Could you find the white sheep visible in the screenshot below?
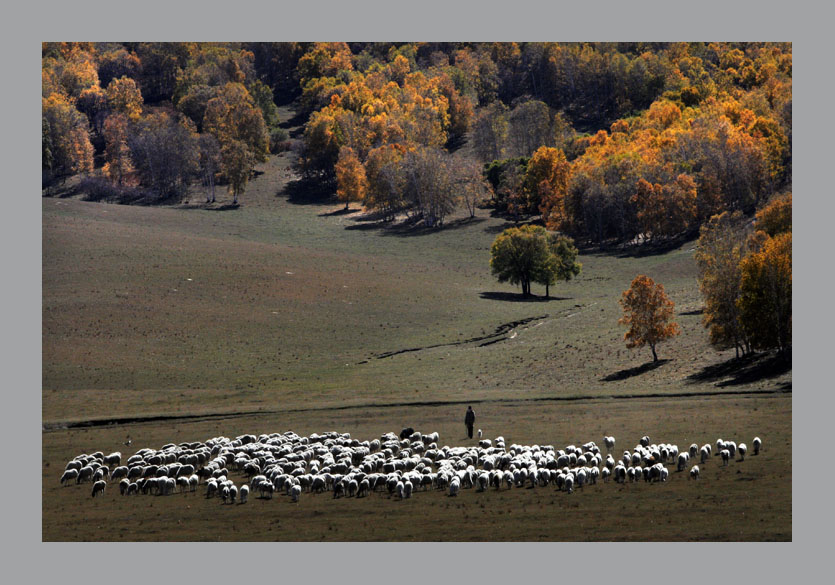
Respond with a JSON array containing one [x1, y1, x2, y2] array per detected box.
[[689, 466, 700, 480], [677, 452, 689, 472], [564, 474, 574, 494], [91, 480, 106, 498], [689, 443, 699, 458], [601, 468, 611, 483], [700, 446, 710, 464], [290, 484, 301, 502], [76, 466, 95, 484], [603, 436, 615, 453], [726, 441, 737, 459], [720, 449, 730, 466], [449, 477, 460, 497], [403, 480, 413, 499], [60, 469, 79, 486], [119, 478, 130, 495], [738, 443, 747, 461], [239, 484, 249, 504], [753, 437, 762, 455], [103, 452, 121, 467], [111, 466, 129, 482]]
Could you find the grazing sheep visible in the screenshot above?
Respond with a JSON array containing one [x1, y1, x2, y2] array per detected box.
[[206, 480, 218, 499], [640, 436, 650, 448], [60, 469, 79, 486], [477, 473, 489, 492], [77, 466, 95, 484], [564, 474, 574, 494], [738, 443, 747, 461], [726, 441, 737, 459], [753, 437, 762, 455], [91, 480, 106, 498], [449, 478, 460, 497], [188, 475, 199, 492], [677, 452, 689, 472], [358, 479, 370, 498], [689, 466, 700, 480], [689, 444, 699, 459], [700, 446, 710, 464], [119, 478, 130, 495], [103, 452, 121, 467], [290, 484, 301, 502], [399, 428, 415, 440], [64, 460, 82, 472], [720, 449, 730, 466], [478, 429, 483, 439], [576, 468, 587, 489], [239, 485, 249, 504], [604, 436, 615, 453], [126, 482, 138, 495], [403, 480, 413, 499], [601, 468, 611, 483], [111, 466, 129, 482]]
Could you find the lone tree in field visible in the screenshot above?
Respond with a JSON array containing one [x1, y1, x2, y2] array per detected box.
[[490, 225, 551, 296], [619, 275, 681, 362], [490, 226, 581, 297]]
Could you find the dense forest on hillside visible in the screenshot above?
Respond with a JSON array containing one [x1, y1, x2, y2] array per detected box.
[[42, 41, 791, 245]]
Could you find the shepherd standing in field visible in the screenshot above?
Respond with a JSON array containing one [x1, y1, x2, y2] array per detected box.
[[465, 406, 476, 439]]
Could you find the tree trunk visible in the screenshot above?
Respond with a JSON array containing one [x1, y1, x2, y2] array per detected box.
[[650, 344, 658, 362], [545, 283, 550, 299]]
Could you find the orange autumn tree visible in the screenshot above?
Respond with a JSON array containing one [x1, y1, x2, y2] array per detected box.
[[524, 146, 571, 228], [335, 146, 367, 210], [619, 275, 681, 362]]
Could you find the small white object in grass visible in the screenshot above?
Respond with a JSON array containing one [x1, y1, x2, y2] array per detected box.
[[186, 278, 192, 281], [286, 271, 293, 275]]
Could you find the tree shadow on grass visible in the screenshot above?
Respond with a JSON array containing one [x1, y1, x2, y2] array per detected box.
[[679, 308, 704, 316], [282, 177, 336, 206], [686, 350, 791, 387], [601, 359, 671, 382], [479, 292, 570, 303], [203, 203, 240, 212], [318, 207, 358, 217], [344, 216, 487, 237]]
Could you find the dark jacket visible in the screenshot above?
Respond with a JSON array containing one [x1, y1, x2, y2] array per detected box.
[[465, 409, 475, 425]]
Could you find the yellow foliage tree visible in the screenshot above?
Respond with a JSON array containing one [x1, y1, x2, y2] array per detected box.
[[105, 76, 143, 121], [335, 146, 367, 210], [619, 275, 681, 362]]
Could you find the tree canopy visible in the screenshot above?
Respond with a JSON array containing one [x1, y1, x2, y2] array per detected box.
[[490, 225, 581, 297], [619, 275, 681, 362]]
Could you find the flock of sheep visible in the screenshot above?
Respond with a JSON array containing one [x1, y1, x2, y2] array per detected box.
[[59, 430, 763, 504]]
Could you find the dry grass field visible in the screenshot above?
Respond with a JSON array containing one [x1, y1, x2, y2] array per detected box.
[[42, 131, 791, 541]]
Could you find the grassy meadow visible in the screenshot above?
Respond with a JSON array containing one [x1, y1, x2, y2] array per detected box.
[[42, 136, 791, 541]]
